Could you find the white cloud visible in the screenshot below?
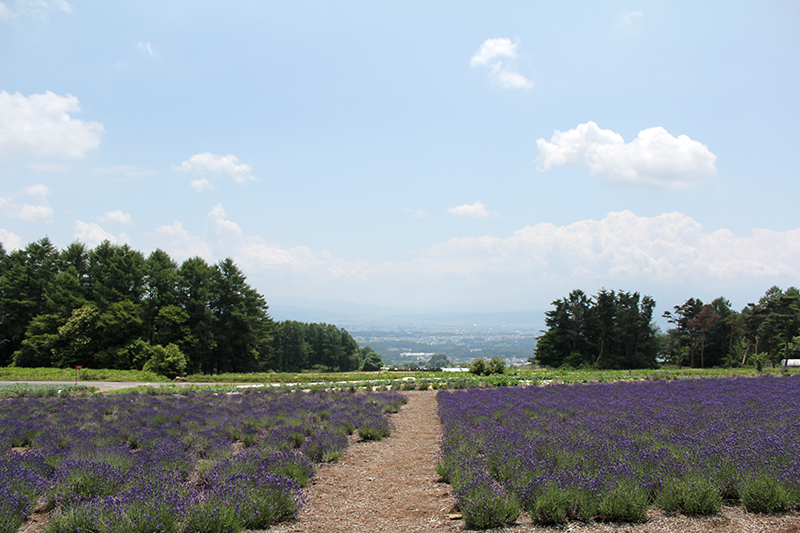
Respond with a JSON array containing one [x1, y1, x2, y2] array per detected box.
[[471, 37, 533, 90], [206, 204, 243, 251], [0, 91, 104, 158], [404, 208, 428, 218], [0, 184, 53, 222], [447, 201, 498, 219], [54, 0, 72, 13], [74, 221, 129, 247], [423, 211, 800, 281], [0, 0, 72, 21], [175, 152, 255, 184], [141, 208, 800, 310], [536, 121, 717, 189], [137, 41, 155, 56], [98, 210, 133, 225], [0, 229, 22, 250], [154, 221, 214, 262], [0, 3, 13, 21], [490, 65, 534, 89], [191, 178, 214, 192], [470, 37, 519, 66], [620, 10, 644, 26]]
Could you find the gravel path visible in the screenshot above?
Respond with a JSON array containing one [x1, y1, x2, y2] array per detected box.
[[268, 390, 457, 533]]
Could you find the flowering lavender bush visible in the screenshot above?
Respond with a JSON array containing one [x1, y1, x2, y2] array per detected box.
[[0, 388, 405, 532], [437, 376, 800, 526]]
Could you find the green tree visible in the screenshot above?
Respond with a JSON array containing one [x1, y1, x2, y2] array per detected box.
[[485, 356, 507, 375], [361, 351, 383, 371], [13, 313, 63, 367], [55, 304, 102, 368], [88, 241, 146, 306], [468, 357, 486, 375], [0, 238, 60, 364], [143, 249, 180, 343], [177, 257, 218, 373], [142, 343, 188, 378], [427, 353, 452, 369], [208, 258, 275, 373]]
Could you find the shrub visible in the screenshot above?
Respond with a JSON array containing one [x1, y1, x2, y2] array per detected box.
[[142, 343, 187, 379], [300, 429, 347, 462], [468, 358, 486, 376], [657, 477, 721, 515], [598, 483, 648, 523], [740, 476, 789, 513], [531, 483, 575, 525], [456, 477, 521, 529], [238, 473, 303, 528]]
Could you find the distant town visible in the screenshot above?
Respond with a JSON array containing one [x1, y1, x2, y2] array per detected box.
[[346, 323, 539, 368]]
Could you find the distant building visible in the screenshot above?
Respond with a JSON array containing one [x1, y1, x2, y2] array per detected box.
[[780, 359, 800, 367]]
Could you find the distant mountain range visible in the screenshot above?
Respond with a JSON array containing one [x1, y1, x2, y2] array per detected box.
[[267, 297, 545, 330]]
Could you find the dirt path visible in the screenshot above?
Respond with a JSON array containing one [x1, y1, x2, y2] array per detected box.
[[268, 389, 459, 533]]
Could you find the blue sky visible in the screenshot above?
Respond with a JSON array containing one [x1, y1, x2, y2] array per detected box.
[[1, 1, 799, 319]]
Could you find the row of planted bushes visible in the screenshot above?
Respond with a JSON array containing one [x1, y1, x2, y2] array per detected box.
[[437, 376, 800, 528], [0, 388, 406, 533]]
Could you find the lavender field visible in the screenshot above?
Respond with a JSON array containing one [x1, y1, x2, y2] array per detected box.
[[0, 388, 406, 533], [437, 376, 800, 528]]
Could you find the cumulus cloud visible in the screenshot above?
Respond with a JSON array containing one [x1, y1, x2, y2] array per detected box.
[[175, 152, 255, 184], [424, 211, 800, 281], [74, 221, 129, 247], [191, 178, 214, 192], [0, 184, 53, 222], [470, 37, 533, 89], [137, 41, 155, 56], [0, 91, 104, 158], [0, 229, 22, 250], [536, 121, 717, 189], [154, 221, 214, 262], [144, 207, 800, 309], [98, 210, 133, 225], [448, 201, 498, 219]]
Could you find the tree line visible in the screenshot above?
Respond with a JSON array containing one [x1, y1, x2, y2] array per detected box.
[[661, 286, 800, 369], [0, 238, 380, 375], [532, 287, 800, 370]]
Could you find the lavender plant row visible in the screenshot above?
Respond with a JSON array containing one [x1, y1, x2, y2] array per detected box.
[[0, 389, 406, 533], [437, 376, 800, 528]]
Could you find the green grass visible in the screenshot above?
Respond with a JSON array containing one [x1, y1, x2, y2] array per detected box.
[[0, 367, 168, 382], [3, 365, 795, 391], [0, 384, 94, 398]]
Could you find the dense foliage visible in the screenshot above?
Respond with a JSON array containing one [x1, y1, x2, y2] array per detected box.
[[437, 377, 800, 527], [534, 286, 800, 370], [270, 321, 382, 372], [662, 287, 800, 369], [0, 388, 406, 533], [0, 238, 375, 375], [534, 289, 660, 369]]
